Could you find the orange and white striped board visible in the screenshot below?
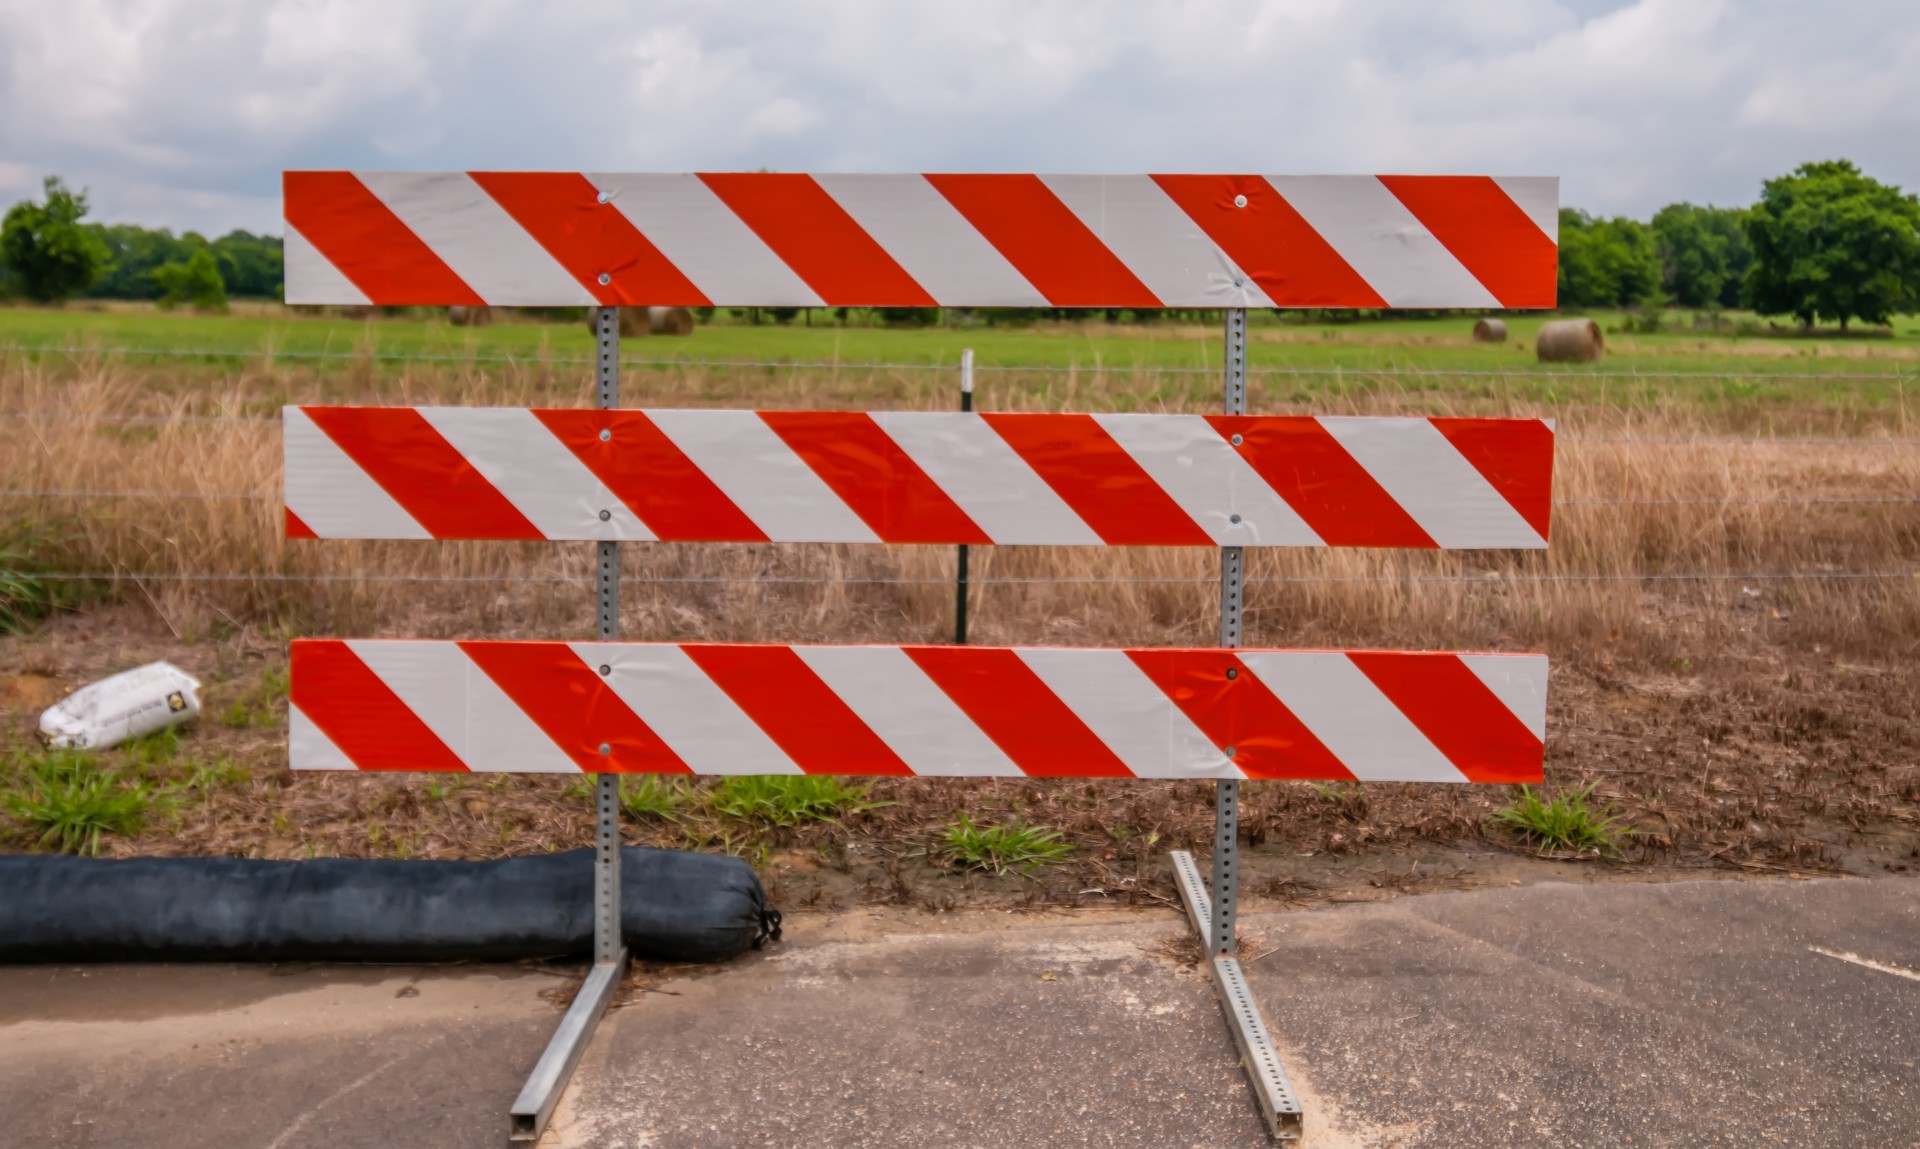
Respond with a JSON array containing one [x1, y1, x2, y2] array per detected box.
[[283, 172, 1559, 309], [290, 640, 1547, 783], [284, 407, 1555, 548]]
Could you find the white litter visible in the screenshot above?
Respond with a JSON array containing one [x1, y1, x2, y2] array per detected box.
[[39, 661, 203, 750]]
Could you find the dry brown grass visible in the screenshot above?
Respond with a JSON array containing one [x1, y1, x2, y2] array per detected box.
[[2, 352, 1917, 899], [2, 354, 1914, 656]]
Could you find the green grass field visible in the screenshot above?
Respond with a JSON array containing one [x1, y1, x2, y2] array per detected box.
[[3, 302, 1918, 378]]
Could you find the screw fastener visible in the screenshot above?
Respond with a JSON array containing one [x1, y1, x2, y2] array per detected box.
[[597, 273, 611, 285], [1233, 194, 1248, 208], [597, 743, 611, 756], [598, 429, 611, 442], [1226, 668, 1239, 680], [598, 664, 611, 676], [1224, 746, 1238, 759], [1230, 434, 1244, 446]]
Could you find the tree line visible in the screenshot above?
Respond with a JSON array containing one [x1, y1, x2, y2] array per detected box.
[[0, 177, 281, 311], [3, 160, 1917, 330]]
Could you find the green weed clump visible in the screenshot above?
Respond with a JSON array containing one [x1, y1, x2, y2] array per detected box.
[[621, 776, 695, 820], [940, 815, 1074, 875], [2, 748, 156, 855], [708, 775, 879, 826], [1493, 783, 1632, 855], [0, 520, 58, 634]]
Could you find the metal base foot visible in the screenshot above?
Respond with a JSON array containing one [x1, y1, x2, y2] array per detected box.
[[1170, 850, 1303, 1141], [508, 950, 628, 1146]]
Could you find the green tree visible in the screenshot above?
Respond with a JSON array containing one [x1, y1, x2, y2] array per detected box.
[[1651, 203, 1752, 310], [151, 248, 228, 311], [0, 176, 111, 302], [1556, 208, 1662, 308], [1745, 160, 1920, 331]]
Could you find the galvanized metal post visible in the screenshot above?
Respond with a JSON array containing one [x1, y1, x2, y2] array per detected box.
[[1213, 307, 1247, 955], [593, 307, 623, 964], [1168, 308, 1304, 1139], [509, 305, 630, 1146], [955, 348, 974, 646]]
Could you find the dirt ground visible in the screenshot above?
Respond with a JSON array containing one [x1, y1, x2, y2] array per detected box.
[[4, 595, 1916, 915]]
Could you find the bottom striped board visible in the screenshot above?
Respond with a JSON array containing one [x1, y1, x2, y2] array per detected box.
[[290, 640, 1546, 783]]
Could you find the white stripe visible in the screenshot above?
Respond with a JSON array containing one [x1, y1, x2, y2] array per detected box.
[[283, 406, 430, 539], [1458, 654, 1548, 742], [344, 640, 473, 761], [643, 410, 878, 543], [355, 171, 590, 306], [1317, 417, 1542, 548], [792, 646, 1023, 777], [1042, 176, 1273, 309], [1268, 176, 1499, 309], [877, 413, 1102, 546], [1237, 652, 1467, 783], [416, 407, 654, 541], [583, 643, 801, 775], [283, 224, 369, 306], [1016, 649, 1233, 779], [1094, 414, 1321, 546], [1493, 176, 1559, 244], [289, 703, 357, 770], [814, 174, 1047, 307], [460, 649, 582, 773], [592, 173, 823, 306]]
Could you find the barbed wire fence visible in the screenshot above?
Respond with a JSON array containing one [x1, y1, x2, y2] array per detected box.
[[2, 346, 1914, 597]]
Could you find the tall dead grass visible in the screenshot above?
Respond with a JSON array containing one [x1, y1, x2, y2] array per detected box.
[[2, 354, 1916, 658]]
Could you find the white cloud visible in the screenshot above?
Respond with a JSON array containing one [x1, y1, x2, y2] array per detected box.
[[0, 0, 1916, 235]]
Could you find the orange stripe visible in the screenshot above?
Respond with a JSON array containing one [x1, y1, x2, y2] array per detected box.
[[1209, 416, 1435, 548], [681, 645, 912, 776], [1125, 650, 1355, 781], [534, 410, 766, 542], [283, 172, 483, 306], [698, 173, 933, 306], [1430, 418, 1555, 540], [290, 640, 466, 771], [1347, 653, 1543, 783], [982, 413, 1209, 545], [468, 172, 711, 307], [1152, 175, 1386, 308], [301, 407, 539, 539], [924, 174, 1161, 308], [1377, 176, 1559, 308], [904, 647, 1134, 778], [458, 641, 690, 774], [284, 508, 317, 539], [758, 412, 988, 543]]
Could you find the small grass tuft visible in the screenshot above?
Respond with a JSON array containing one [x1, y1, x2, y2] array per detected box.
[[707, 775, 880, 826], [2, 748, 157, 855], [621, 776, 695, 820], [0, 520, 58, 634], [940, 815, 1074, 875], [1492, 783, 1632, 855]]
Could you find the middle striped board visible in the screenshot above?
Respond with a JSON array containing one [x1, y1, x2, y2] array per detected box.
[[290, 641, 1547, 783], [285, 407, 1555, 548]]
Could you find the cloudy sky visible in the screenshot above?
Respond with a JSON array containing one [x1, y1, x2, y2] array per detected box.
[[0, 0, 1915, 236]]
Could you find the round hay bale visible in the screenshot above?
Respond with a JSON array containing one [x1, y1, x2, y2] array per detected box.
[[1472, 317, 1508, 343], [584, 309, 650, 338], [447, 305, 493, 328], [646, 306, 695, 336], [1536, 318, 1605, 364]]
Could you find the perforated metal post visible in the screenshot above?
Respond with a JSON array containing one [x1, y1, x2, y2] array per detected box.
[[593, 306, 622, 964], [1168, 307, 1304, 1140], [509, 305, 629, 1145], [1213, 307, 1247, 955]]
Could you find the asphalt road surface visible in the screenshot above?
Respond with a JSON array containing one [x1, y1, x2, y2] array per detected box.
[[2, 876, 1915, 1148]]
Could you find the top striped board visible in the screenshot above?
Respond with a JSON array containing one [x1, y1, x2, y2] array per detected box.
[[284, 172, 1559, 309]]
